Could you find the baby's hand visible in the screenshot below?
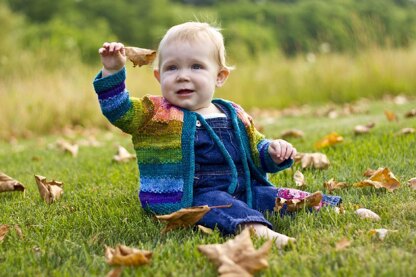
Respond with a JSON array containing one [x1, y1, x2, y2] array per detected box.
[[99, 42, 126, 76], [268, 139, 297, 165]]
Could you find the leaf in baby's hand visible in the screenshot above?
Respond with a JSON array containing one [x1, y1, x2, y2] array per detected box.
[[280, 129, 304, 139], [105, 245, 152, 266], [295, 153, 330, 169], [34, 175, 64, 204], [274, 191, 322, 213], [156, 204, 232, 233], [314, 132, 343, 149], [0, 172, 25, 193], [335, 237, 351, 251], [324, 178, 349, 194], [293, 170, 306, 187], [354, 167, 400, 192], [355, 208, 381, 221], [0, 224, 10, 242], [384, 110, 397, 122], [408, 178, 416, 190], [113, 145, 136, 163], [354, 122, 375, 135], [125, 47, 156, 67], [198, 228, 272, 277]]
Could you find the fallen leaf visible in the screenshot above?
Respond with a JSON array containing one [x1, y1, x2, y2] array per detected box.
[[335, 237, 351, 251], [324, 178, 349, 194], [113, 145, 136, 163], [0, 224, 10, 242], [395, 127, 415, 136], [198, 228, 272, 277], [355, 208, 381, 221], [56, 139, 79, 157], [197, 225, 214, 234], [369, 228, 397, 241], [354, 122, 375, 135], [156, 205, 232, 233], [384, 110, 397, 122], [105, 245, 152, 266], [274, 191, 323, 213], [34, 175, 64, 204], [363, 168, 377, 177], [280, 129, 304, 139], [404, 108, 416, 118], [408, 178, 416, 190], [0, 172, 25, 192], [293, 170, 306, 187], [295, 152, 330, 169], [106, 267, 123, 277], [314, 132, 343, 149], [354, 167, 400, 192], [124, 47, 156, 67], [14, 225, 23, 239]]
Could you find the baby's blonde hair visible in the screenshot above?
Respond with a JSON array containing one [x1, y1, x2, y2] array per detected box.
[[157, 22, 232, 71]]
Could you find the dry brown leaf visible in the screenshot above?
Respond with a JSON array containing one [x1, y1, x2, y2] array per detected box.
[[354, 167, 400, 192], [396, 127, 415, 136], [34, 175, 64, 204], [124, 47, 156, 67], [156, 204, 232, 233], [293, 170, 306, 187], [408, 177, 416, 190], [363, 168, 377, 177], [197, 225, 214, 234], [404, 108, 416, 118], [324, 178, 349, 194], [105, 245, 152, 266], [355, 208, 381, 221], [0, 224, 10, 242], [0, 172, 25, 193], [198, 228, 272, 276], [314, 132, 343, 149], [384, 110, 397, 122], [113, 145, 136, 163], [56, 139, 79, 157], [274, 191, 323, 213], [295, 152, 330, 169], [280, 129, 304, 139], [354, 122, 375, 135], [335, 237, 351, 251]]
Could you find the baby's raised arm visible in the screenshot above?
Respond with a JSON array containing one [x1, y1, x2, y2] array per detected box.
[[99, 42, 127, 77]]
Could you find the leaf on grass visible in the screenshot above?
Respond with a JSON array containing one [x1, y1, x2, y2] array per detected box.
[[354, 167, 400, 192], [34, 175, 64, 204], [335, 237, 351, 251], [274, 191, 323, 213], [395, 127, 415, 136], [355, 208, 381, 221], [106, 267, 123, 277], [404, 108, 416, 118], [113, 145, 136, 163], [105, 245, 152, 266], [363, 168, 377, 177], [408, 178, 416, 190], [56, 139, 79, 157], [197, 225, 214, 234], [0, 224, 10, 242], [354, 122, 375, 135], [14, 225, 23, 239], [0, 172, 25, 193], [280, 129, 304, 139], [198, 228, 272, 277], [293, 170, 306, 187], [124, 47, 156, 67], [156, 204, 232, 233], [314, 132, 343, 149], [324, 178, 349, 194], [369, 228, 397, 241], [295, 153, 330, 169], [384, 110, 397, 122]]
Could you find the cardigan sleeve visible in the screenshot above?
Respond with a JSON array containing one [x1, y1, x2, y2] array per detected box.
[[93, 67, 153, 134]]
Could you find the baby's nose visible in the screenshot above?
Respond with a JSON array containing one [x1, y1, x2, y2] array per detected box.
[[176, 70, 191, 81]]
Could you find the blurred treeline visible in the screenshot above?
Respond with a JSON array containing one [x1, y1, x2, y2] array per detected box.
[[2, 0, 416, 67]]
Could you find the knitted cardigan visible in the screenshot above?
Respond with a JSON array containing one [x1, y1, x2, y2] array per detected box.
[[93, 68, 293, 214]]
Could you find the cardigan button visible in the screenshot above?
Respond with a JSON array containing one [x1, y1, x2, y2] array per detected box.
[[196, 120, 201, 127]]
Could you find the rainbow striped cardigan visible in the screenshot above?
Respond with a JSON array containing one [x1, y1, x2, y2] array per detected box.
[[93, 68, 293, 214]]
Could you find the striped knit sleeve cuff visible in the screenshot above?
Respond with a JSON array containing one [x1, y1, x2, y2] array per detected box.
[[93, 67, 126, 94], [258, 140, 294, 173]]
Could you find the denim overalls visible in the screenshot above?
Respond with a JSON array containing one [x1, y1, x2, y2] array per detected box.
[[192, 105, 341, 235]]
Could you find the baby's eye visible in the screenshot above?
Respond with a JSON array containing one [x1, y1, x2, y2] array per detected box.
[[191, 64, 203, 70], [165, 65, 178, 71]]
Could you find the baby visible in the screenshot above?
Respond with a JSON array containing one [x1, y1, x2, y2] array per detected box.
[[93, 22, 341, 247]]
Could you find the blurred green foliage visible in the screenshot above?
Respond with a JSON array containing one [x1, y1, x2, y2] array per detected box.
[[1, 0, 416, 65]]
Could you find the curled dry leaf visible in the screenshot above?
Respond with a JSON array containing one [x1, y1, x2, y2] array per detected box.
[[274, 191, 323, 213], [408, 178, 416, 190], [293, 170, 306, 187], [369, 228, 397, 241], [124, 47, 156, 67], [198, 228, 272, 277], [354, 167, 400, 192], [314, 132, 343, 149], [335, 237, 351, 251], [404, 108, 416, 118], [363, 168, 377, 177], [280, 129, 304, 139], [0, 224, 10, 242], [354, 122, 375, 135], [197, 225, 214, 235], [384, 110, 397, 122], [156, 204, 232, 233], [324, 178, 349, 194], [113, 145, 136, 163], [105, 245, 152, 266], [355, 208, 381, 221], [396, 127, 415, 136], [295, 152, 330, 169], [56, 139, 79, 157], [0, 172, 25, 192], [34, 175, 64, 204]]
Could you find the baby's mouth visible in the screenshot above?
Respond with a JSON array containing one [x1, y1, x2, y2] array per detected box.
[[176, 89, 194, 95]]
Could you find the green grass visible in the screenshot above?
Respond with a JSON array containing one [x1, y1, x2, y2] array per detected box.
[[1, 99, 415, 276]]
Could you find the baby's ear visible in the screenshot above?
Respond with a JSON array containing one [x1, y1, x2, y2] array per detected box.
[[216, 68, 230, 87], [154, 69, 161, 83]]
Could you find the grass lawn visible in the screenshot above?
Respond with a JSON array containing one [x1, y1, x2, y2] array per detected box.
[[1, 98, 415, 276]]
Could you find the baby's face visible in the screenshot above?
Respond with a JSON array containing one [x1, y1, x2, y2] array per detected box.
[[154, 40, 228, 112]]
